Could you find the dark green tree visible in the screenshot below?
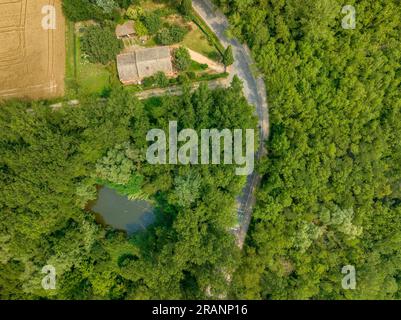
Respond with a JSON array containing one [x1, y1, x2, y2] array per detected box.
[[141, 12, 162, 34], [81, 25, 123, 65], [62, 0, 104, 21], [222, 45, 234, 66], [173, 47, 191, 71]]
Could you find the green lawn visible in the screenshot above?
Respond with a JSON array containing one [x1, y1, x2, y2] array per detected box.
[[65, 21, 112, 96], [180, 25, 221, 61], [188, 60, 208, 72], [65, 21, 77, 90], [190, 10, 225, 56], [75, 37, 111, 95]]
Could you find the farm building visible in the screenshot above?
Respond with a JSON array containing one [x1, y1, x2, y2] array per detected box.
[[116, 47, 173, 85], [115, 21, 135, 39]]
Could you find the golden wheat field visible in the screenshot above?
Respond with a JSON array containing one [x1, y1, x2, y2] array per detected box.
[[0, 0, 65, 100]]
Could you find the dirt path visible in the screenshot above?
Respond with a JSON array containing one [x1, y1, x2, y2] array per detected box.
[[187, 48, 225, 73], [170, 44, 225, 73], [135, 78, 228, 100]]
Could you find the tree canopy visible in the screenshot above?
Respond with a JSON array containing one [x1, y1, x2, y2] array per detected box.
[[81, 25, 123, 65], [214, 0, 401, 299], [0, 80, 257, 299]]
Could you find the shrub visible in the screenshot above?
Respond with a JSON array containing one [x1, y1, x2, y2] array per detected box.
[[62, 0, 104, 21], [141, 12, 162, 34], [153, 8, 176, 17], [179, 0, 192, 16], [142, 76, 155, 88], [155, 24, 188, 45], [141, 72, 169, 88], [155, 28, 172, 45], [223, 45, 234, 66], [154, 72, 169, 88], [168, 77, 178, 85], [115, 0, 139, 9], [196, 72, 229, 82], [186, 71, 196, 80], [177, 73, 190, 84], [125, 6, 143, 20], [105, 174, 143, 197], [135, 20, 148, 36], [81, 25, 123, 65], [173, 47, 191, 71], [95, 0, 117, 13], [207, 51, 222, 62], [168, 24, 188, 42]]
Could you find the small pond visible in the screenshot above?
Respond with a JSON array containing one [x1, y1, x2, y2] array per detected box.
[[90, 187, 155, 235]]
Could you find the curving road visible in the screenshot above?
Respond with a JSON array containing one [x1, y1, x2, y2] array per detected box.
[[192, 0, 270, 248]]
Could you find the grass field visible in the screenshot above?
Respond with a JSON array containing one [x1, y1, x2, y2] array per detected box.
[[65, 22, 76, 87], [180, 24, 221, 61], [65, 21, 111, 96], [190, 10, 225, 55]]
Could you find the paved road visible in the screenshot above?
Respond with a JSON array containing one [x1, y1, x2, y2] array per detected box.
[[192, 0, 270, 248]]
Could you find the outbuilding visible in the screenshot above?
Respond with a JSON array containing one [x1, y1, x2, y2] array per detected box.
[[115, 21, 135, 39]]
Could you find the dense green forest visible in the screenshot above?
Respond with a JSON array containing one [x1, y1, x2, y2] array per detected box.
[[0, 80, 257, 299], [1, 0, 401, 301], [214, 0, 401, 299]]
